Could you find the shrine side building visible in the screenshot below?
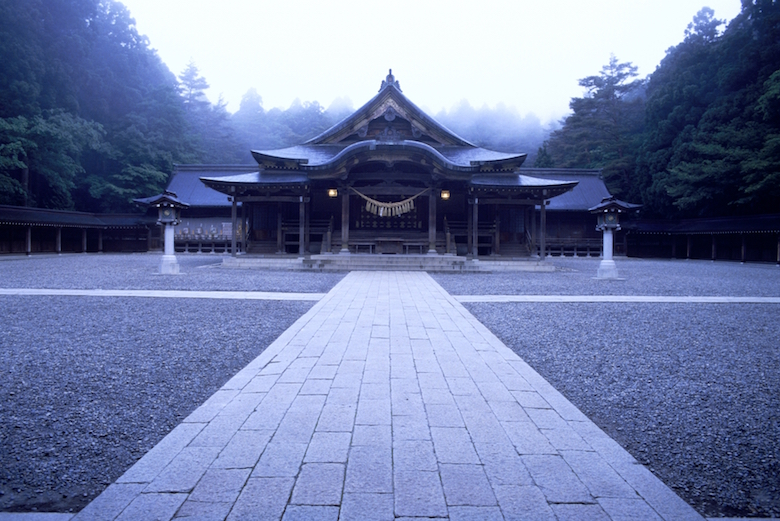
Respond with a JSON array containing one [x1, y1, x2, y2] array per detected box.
[[175, 71, 611, 258]]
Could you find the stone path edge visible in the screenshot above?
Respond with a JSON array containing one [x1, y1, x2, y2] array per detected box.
[[0, 289, 325, 301], [456, 295, 780, 303]]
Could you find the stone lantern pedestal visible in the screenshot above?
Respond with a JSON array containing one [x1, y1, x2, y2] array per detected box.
[[589, 196, 641, 280], [135, 191, 190, 275]]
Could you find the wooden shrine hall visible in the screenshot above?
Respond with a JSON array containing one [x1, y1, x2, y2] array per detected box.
[[200, 71, 579, 258]]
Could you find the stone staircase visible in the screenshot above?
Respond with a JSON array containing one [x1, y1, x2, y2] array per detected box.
[[220, 253, 553, 272]]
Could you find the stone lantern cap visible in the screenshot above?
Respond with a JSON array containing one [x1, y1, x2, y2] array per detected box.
[[588, 196, 641, 214], [134, 190, 190, 209]]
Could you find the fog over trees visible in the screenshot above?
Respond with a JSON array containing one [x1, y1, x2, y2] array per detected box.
[[1, 0, 778, 217]]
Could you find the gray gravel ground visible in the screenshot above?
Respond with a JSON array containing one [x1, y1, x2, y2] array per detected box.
[[435, 257, 780, 518], [0, 254, 344, 513]]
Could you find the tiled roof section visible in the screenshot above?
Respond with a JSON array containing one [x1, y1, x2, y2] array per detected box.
[[519, 168, 611, 211], [438, 147, 526, 165], [201, 172, 309, 185], [0, 205, 150, 228], [625, 214, 780, 234], [470, 174, 577, 188], [168, 165, 258, 207]]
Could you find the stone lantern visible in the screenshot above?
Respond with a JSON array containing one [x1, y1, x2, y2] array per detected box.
[[589, 196, 641, 279], [135, 190, 190, 274]]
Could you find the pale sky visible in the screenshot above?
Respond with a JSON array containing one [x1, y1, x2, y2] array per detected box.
[[120, 0, 742, 123]]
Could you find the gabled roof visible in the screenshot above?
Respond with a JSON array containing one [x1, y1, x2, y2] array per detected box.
[[250, 70, 528, 176], [519, 168, 612, 211], [168, 165, 256, 207], [0, 205, 151, 228]]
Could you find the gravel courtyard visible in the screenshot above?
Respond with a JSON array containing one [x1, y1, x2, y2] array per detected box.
[[0, 253, 778, 517]]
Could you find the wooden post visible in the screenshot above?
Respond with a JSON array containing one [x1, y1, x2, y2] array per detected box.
[[494, 217, 500, 256], [472, 197, 479, 257], [686, 235, 691, 259], [741, 234, 746, 263], [530, 205, 537, 256], [711, 234, 717, 261], [467, 202, 473, 254], [340, 191, 349, 254], [241, 201, 247, 252], [298, 196, 305, 257], [671, 236, 677, 259], [56, 227, 62, 254], [428, 190, 437, 254], [540, 200, 547, 259], [98, 229, 103, 253], [277, 203, 283, 253], [776, 234, 779, 265], [81, 229, 87, 253], [26, 225, 32, 256], [231, 194, 237, 257], [304, 198, 310, 253]]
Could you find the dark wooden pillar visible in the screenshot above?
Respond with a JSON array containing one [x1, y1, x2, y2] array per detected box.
[[298, 196, 305, 257], [26, 225, 32, 256], [530, 205, 537, 256], [231, 194, 237, 257], [304, 198, 310, 253], [98, 229, 103, 253], [540, 200, 547, 259], [711, 234, 717, 261], [493, 216, 500, 256], [428, 190, 437, 254], [81, 229, 87, 253], [472, 197, 479, 257], [741, 234, 746, 263], [277, 203, 283, 254], [671, 235, 677, 259], [241, 201, 247, 251], [340, 191, 349, 254], [686, 235, 691, 259], [777, 234, 780, 265], [56, 227, 62, 254], [147, 228, 152, 251], [467, 201, 473, 254]]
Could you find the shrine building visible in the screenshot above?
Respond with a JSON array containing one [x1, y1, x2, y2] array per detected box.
[[179, 71, 609, 259]]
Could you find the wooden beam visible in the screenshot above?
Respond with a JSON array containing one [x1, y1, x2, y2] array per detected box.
[[239, 196, 309, 203]]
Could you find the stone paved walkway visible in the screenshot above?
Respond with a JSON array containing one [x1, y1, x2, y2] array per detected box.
[[73, 272, 703, 521]]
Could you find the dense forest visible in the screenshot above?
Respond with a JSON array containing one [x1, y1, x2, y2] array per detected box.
[[1, 0, 778, 217]]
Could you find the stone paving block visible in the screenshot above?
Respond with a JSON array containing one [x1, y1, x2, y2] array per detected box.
[[72, 483, 145, 521], [242, 383, 303, 430], [476, 381, 516, 402], [212, 429, 273, 469], [501, 422, 558, 454], [355, 398, 392, 425], [474, 442, 534, 487], [217, 392, 266, 418], [394, 470, 448, 518], [389, 355, 416, 377], [391, 392, 427, 419], [407, 326, 428, 339], [417, 371, 448, 389], [326, 385, 360, 405], [541, 424, 592, 451], [277, 366, 314, 384], [299, 378, 333, 395], [261, 360, 291, 375], [187, 468, 251, 503], [336, 360, 365, 375], [308, 364, 339, 380], [360, 382, 390, 400], [114, 492, 186, 521], [448, 506, 504, 521], [227, 477, 294, 521], [413, 357, 442, 374], [446, 377, 480, 396], [251, 442, 308, 477], [521, 454, 594, 504], [351, 424, 392, 446], [526, 407, 569, 430], [492, 484, 556, 521], [598, 497, 666, 520], [487, 400, 531, 422], [282, 505, 340, 521], [452, 392, 492, 414], [363, 369, 390, 384], [305, 431, 352, 463], [189, 414, 246, 448], [568, 420, 637, 466], [274, 395, 327, 443], [144, 446, 221, 493], [425, 403, 465, 427], [551, 503, 611, 521], [420, 386, 456, 406], [316, 403, 356, 432], [174, 500, 233, 520], [243, 374, 280, 394], [339, 493, 394, 521], [393, 439, 438, 471], [221, 367, 257, 391], [291, 463, 345, 505], [430, 427, 480, 464], [184, 390, 240, 423], [439, 464, 497, 506], [390, 377, 420, 394], [392, 414, 431, 441], [511, 390, 551, 409], [345, 445, 392, 493], [372, 325, 390, 338]]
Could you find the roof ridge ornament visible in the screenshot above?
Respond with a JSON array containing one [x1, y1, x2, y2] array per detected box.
[[380, 69, 402, 92]]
